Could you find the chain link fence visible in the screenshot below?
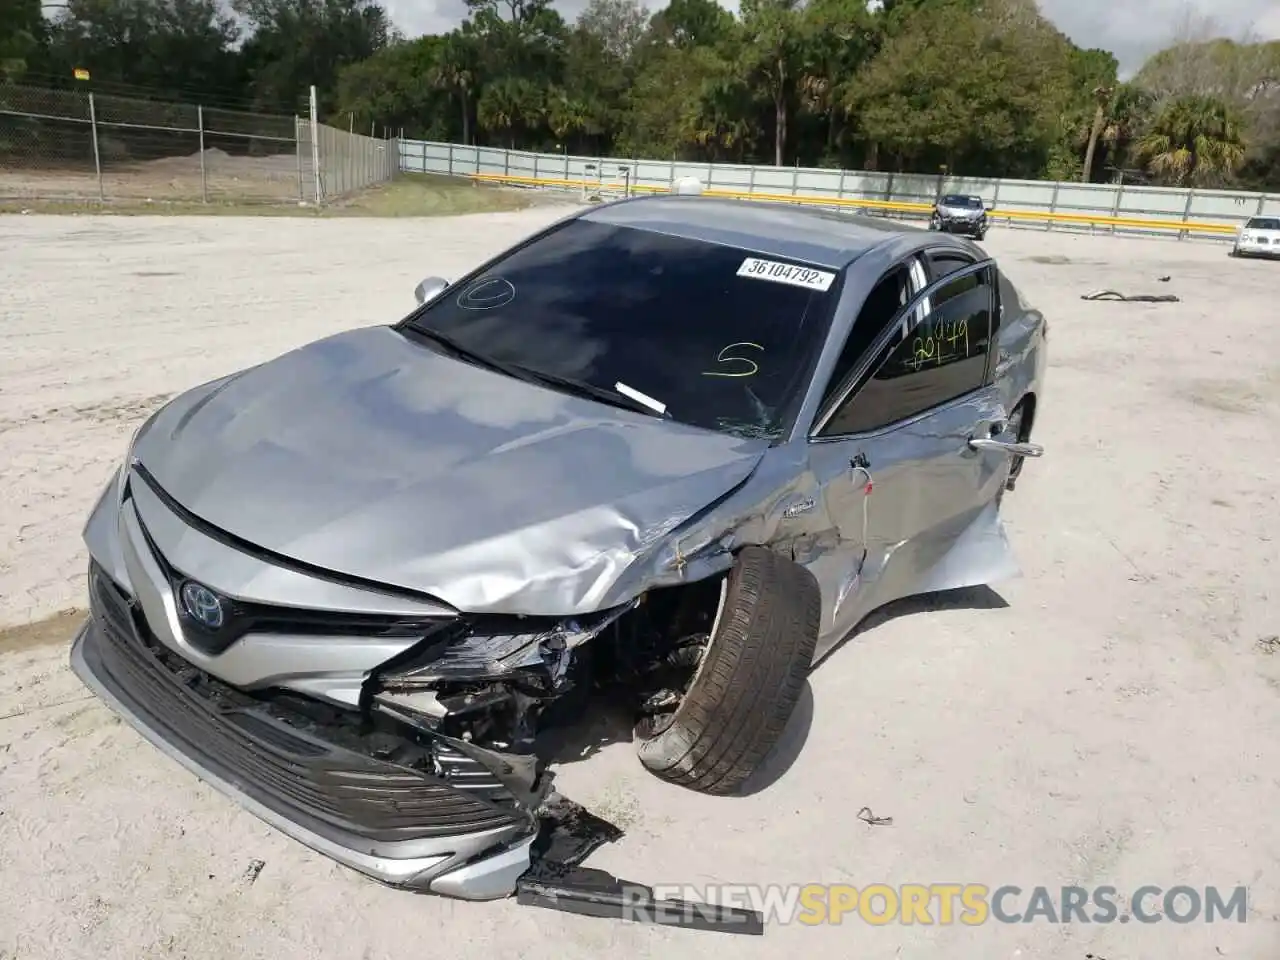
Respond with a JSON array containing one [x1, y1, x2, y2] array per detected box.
[[0, 83, 397, 206]]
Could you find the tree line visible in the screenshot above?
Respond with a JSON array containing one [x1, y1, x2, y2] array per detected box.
[[3, 0, 1278, 188]]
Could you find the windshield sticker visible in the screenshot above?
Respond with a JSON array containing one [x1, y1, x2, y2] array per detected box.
[[737, 258, 835, 292], [703, 341, 764, 378]]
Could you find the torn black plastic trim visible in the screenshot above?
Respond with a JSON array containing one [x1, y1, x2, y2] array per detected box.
[[517, 793, 765, 936], [517, 863, 765, 936]]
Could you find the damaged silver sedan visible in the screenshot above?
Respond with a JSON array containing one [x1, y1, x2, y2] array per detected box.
[[71, 196, 1045, 909]]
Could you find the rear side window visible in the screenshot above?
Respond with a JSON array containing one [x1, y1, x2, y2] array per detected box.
[[927, 251, 974, 280], [818, 267, 995, 436]]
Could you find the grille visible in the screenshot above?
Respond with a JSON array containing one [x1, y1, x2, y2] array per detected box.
[[84, 564, 524, 845]]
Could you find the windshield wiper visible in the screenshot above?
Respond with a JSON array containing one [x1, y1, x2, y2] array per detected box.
[[405, 326, 526, 380], [402, 327, 669, 419], [509, 365, 670, 420]]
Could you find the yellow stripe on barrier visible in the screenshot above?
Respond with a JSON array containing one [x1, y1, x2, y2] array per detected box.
[[468, 172, 1240, 236]]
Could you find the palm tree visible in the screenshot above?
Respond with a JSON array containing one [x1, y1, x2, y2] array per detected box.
[[431, 33, 477, 145], [477, 78, 538, 148], [1135, 93, 1248, 187], [1100, 84, 1155, 169], [546, 91, 591, 152], [1080, 84, 1112, 182]]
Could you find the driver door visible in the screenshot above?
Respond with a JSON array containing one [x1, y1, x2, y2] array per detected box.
[[805, 260, 1016, 658]]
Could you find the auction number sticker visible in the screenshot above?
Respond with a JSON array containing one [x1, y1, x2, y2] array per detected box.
[[737, 257, 835, 292]]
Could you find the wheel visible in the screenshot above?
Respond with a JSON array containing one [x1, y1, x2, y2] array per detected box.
[[975, 228, 987, 241], [634, 546, 819, 796], [997, 400, 1030, 502]]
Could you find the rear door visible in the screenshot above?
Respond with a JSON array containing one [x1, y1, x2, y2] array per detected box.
[[805, 260, 1013, 649]]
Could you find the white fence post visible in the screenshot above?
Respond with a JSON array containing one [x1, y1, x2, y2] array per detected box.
[[87, 91, 104, 201], [197, 104, 207, 203], [294, 117, 304, 201], [308, 85, 322, 205]]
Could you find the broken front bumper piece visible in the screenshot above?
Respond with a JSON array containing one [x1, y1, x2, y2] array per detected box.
[[519, 795, 764, 935], [71, 564, 766, 934], [71, 563, 538, 899]]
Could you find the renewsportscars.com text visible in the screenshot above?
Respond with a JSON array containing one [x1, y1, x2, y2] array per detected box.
[[633, 883, 1249, 927]]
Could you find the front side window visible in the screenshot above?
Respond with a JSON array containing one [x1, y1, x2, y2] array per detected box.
[[403, 219, 840, 440], [817, 267, 994, 437], [818, 264, 913, 412]]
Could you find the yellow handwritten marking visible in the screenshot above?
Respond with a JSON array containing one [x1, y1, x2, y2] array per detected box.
[[911, 335, 936, 371], [908, 314, 971, 370], [703, 341, 764, 378]]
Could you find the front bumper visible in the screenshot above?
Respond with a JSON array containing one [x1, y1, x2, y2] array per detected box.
[[933, 217, 986, 236], [71, 563, 538, 899], [1234, 241, 1280, 258]]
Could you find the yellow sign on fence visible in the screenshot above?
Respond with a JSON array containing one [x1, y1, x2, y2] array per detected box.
[[73, 68, 90, 81]]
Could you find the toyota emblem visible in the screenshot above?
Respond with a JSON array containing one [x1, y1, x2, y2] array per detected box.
[[180, 581, 225, 629]]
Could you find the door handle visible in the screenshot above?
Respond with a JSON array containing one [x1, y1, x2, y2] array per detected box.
[[968, 436, 1044, 457]]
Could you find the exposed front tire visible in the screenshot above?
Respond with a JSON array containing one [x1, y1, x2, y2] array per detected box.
[[634, 546, 819, 796]]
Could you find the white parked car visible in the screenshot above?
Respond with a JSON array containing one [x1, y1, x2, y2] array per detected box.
[[1230, 216, 1280, 259]]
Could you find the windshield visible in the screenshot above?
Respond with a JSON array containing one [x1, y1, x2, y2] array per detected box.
[[404, 219, 840, 441], [1246, 217, 1280, 230], [941, 195, 982, 208]]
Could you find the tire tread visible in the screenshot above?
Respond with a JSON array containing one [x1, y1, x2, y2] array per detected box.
[[636, 546, 820, 795]]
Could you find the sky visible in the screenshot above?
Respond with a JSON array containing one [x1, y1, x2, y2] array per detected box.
[[379, 0, 1280, 74]]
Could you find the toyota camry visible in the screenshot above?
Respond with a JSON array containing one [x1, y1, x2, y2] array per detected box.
[[72, 195, 1046, 906]]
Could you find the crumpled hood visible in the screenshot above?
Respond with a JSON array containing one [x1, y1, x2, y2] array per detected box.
[[131, 326, 768, 615], [937, 204, 984, 219]]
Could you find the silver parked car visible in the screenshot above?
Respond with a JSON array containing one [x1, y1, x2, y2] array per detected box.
[[72, 197, 1046, 905], [929, 193, 992, 240]]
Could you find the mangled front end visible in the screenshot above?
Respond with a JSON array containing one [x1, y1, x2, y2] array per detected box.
[[73, 478, 549, 898], [368, 607, 633, 811], [70, 446, 769, 903]]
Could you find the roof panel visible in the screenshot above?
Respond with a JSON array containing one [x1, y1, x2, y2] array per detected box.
[[580, 196, 916, 269]]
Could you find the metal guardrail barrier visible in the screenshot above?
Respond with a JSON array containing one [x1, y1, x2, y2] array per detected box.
[[469, 172, 1241, 237]]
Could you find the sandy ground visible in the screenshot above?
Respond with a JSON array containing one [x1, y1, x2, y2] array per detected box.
[[2, 210, 1279, 958], [0, 150, 307, 204]]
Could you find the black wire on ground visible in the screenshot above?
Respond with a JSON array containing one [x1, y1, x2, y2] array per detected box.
[[1081, 290, 1181, 303]]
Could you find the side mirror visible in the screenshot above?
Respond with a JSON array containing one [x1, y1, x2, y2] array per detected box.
[[414, 276, 449, 306]]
